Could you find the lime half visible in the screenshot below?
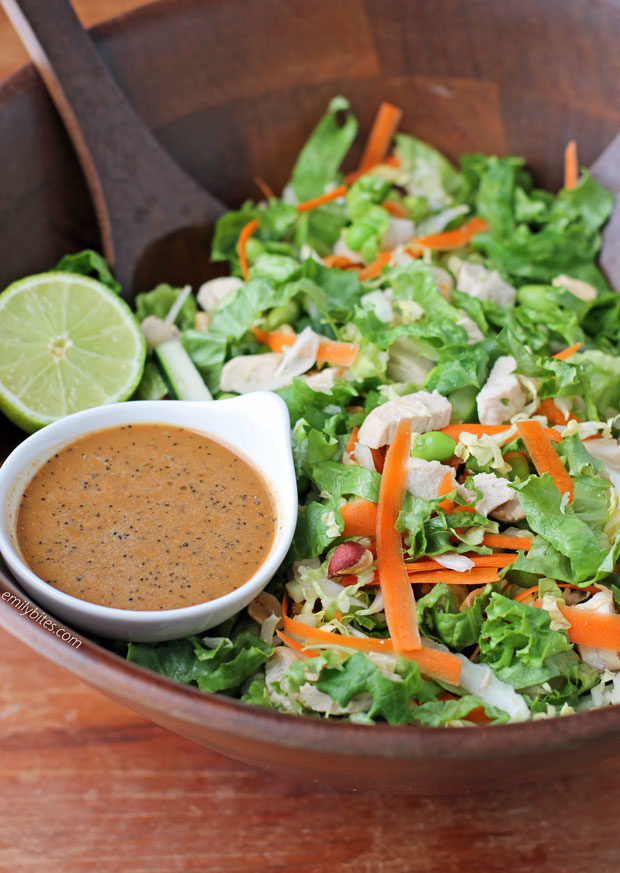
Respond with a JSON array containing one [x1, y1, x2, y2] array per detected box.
[[0, 272, 146, 432]]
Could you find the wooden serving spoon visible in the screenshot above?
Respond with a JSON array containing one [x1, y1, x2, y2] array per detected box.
[[1, 0, 227, 299]]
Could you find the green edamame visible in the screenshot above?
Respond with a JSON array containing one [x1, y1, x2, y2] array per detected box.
[[411, 431, 457, 462]]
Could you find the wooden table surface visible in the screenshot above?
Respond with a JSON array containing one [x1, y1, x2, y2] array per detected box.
[[2, 2, 620, 871]]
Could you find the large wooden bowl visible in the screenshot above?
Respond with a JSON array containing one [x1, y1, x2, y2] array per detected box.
[[1, 0, 620, 793]]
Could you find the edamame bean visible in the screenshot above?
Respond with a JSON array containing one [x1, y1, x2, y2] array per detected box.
[[506, 453, 530, 481], [263, 301, 300, 330], [411, 431, 457, 462]]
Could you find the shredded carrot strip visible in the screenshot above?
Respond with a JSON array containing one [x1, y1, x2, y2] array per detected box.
[[516, 419, 574, 503], [295, 184, 348, 213], [357, 102, 403, 173], [253, 176, 274, 200], [411, 217, 489, 252], [564, 140, 579, 190], [513, 585, 539, 603], [358, 250, 392, 280], [437, 470, 456, 513], [344, 427, 359, 457], [440, 423, 513, 441], [322, 254, 357, 269], [344, 154, 401, 184], [282, 613, 461, 685], [237, 217, 259, 281], [251, 327, 359, 366], [535, 398, 568, 426], [383, 200, 409, 218], [366, 567, 500, 586], [376, 418, 421, 654], [341, 498, 378, 538], [315, 339, 359, 367], [407, 567, 500, 586], [553, 341, 582, 361], [549, 603, 620, 651], [408, 554, 516, 572], [370, 446, 386, 474], [276, 629, 321, 659], [481, 533, 532, 551]]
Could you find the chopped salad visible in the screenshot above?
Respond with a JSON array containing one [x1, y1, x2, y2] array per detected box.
[[47, 99, 620, 724]]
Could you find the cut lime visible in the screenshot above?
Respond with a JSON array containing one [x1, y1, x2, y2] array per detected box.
[[0, 272, 146, 432]]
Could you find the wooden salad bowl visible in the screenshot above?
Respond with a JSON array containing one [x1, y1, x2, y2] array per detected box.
[[1, 0, 620, 793]]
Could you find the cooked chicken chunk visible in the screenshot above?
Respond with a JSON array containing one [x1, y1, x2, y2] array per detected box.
[[477, 356, 527, 425], [456, 312, 484, 343], [357, 390, 452, 449], [583, 438, 620, 474], [406, 458, 472, 502], [452, 261, 516, 306], [196, 276, 243, 312], [552, 274, 597, 303], [471, 472, 525, 521], [381, 217, 415, 250], [220, 327, 318, 393]]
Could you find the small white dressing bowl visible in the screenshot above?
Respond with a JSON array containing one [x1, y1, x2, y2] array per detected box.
[[0, 392, 297, 641]]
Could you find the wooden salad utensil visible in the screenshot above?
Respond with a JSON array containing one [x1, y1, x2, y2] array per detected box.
[[590, 132, 620, 291], [1, 0, 227, 298]]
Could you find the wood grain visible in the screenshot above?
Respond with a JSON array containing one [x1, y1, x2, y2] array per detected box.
[[2, 621, 620, 873], [0, 0, 145, 80]]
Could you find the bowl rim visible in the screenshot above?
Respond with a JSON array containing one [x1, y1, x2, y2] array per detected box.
[[1, 0, 620, 767]]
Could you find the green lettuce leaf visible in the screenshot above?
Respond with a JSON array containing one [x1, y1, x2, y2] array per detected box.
[[289, 96, 358, 202], [134, 283, 197, 331], [127, 632, 273, 694], [55, 249, 121, 294], [181, 330, 227, 393], [417, 583, 492, 650]]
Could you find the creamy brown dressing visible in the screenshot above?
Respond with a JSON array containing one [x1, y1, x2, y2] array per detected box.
[[16, 424, 276, 610]]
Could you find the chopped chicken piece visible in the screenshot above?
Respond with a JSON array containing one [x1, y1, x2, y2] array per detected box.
[[406, 457, 473, 502], [583, 438, 620, 474], [456, 311, 484, 343], [477, 356, 527, 425], [552, 274, 597, 303], [304, 368, 343, 393], [471, 472, 525, 521], [357, 390, 451, 449], [451, 260, 516, 306], [381, 217, 415, 250], [196, 276, 243, 312], [575, 590, 620, 672], [220, 327, 319, 393]]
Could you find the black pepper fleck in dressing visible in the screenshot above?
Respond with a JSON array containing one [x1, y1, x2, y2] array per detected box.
[[16, 424, 277, 610]]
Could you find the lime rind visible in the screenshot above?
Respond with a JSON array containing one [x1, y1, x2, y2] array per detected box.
[[0, 272, 146, 432]]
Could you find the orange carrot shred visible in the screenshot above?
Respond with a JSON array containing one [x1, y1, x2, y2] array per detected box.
[[322, 254, 357, 269], [564, 140, 579, 190], [276, 629, 321, 659], [535, 398, 568, 426], [295, 184, 348, 213], [237, 217, 259, 281], [341, 498, 378, 538], [358, 250, 392, 280], [344, 427, 359, 457], [553, 342, 582, 361], [281, 613, 461, 685], [411, 217, 489, 252], [382, 200, 409, 218], [251, 327, 359, 367], [481, 533, 532, 551], [253, 176, 275, 200], [516, 419, 574, 503], [544, 602, 620, 651], [513, 585, 540, 603], [376, 418, 422, 654], [357, 102, 403, 174], [437, 470, 456, 513]]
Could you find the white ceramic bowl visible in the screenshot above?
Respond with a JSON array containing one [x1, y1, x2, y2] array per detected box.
[[0, 392, 297, 641]]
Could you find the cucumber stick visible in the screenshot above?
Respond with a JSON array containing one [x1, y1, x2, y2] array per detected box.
[[155, 339, 212, 401]]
